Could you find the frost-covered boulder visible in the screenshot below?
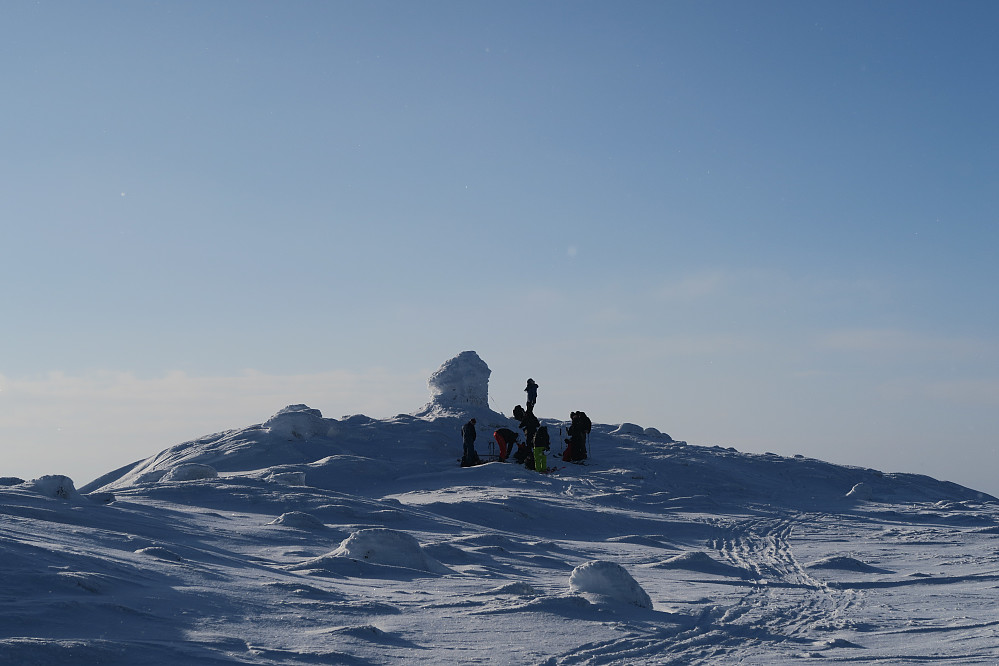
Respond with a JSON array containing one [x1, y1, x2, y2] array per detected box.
[[265, 404, 331, 440], [269, 511, 326, 530], [161, 463, 218, 483], [611, 423, 645, 436], [331, 528, 450, 573], [422, 351, 491, 412], [27, 475, 84, 501], [569, 560, 653, 608]]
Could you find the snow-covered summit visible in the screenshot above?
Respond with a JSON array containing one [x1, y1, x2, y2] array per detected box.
[[77, 351, 996, 508], [7, 352, 999, 664]]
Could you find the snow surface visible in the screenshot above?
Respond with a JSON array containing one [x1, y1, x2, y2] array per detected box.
[[3, 352, 999, 664]]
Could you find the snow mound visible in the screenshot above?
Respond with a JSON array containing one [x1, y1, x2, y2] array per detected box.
[[267, 470, 307, 486], [325, 624, 394, 640], [26, 475, 84, 501], [160, 463, 218, 483], [269, 511, 326, 530], [611, 423, 646, 436], [422, 351, 490, 412], [814, 637, 865, 650], [569, 560, 653, 608], [135, 546, 184, 562], [0, 477, 24, 486], [264, 404, 331, 440], [484, 582, 539, 597], [805, 555, 892, 573], [330, 528, 451, 573], [652, 551, 753, 578]]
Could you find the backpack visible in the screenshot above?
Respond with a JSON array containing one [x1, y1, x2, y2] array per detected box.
[[535, 426, 550, 451]]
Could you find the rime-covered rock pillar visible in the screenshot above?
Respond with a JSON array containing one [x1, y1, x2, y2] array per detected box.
[[421, 351, 491, 414]]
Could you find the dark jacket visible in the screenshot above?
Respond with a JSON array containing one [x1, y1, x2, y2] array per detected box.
[[462, 420, 477, 445], [495, 428, 519, 445], [518, 410, 539, 435], [535, 426, 550, 450]]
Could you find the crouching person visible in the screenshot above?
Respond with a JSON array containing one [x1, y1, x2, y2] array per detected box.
[[493, 428, 519, 462], [512, 438, 533, 466]]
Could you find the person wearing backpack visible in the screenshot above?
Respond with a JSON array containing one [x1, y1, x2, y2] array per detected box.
[[512, 404, 540, 469], [512, 404, 539, 449], [573, 411, 591, 460], [563, 411, 590, 462]]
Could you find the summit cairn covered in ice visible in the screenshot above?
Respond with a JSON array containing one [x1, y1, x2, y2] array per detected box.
[[420, 351, 491, 415]]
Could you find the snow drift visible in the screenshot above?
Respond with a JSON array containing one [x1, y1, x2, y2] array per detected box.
[[569, 560, 653, 608]]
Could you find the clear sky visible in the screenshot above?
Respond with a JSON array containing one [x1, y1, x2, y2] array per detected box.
[[3, 1, 997, 494]]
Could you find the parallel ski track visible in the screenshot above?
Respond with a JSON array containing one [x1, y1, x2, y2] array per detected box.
[[549, 511, 861, 665]]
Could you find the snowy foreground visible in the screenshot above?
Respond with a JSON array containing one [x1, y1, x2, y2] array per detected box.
[[3, 387, 999, 663]]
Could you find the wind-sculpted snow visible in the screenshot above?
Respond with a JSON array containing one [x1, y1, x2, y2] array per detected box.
[[6, 388, 999, 664], [420, 349, 491, 413], [326, 527, 452, 574], [569, 560, 654, 608], [650, 551, 754, 579], [160, 462, 218, 482]]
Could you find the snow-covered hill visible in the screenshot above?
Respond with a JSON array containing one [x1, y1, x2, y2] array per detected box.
[[2, 352, 997, 664]]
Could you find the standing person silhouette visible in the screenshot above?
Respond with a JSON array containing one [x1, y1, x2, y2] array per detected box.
[[524, 378, 538, 409], [512, 404, 539, 468], [460, 418, 480, 467]]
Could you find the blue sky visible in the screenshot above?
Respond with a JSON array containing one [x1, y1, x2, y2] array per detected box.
[[3, 1, 997, 494]]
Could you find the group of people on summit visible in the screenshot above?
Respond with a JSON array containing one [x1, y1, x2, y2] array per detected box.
[[461, 378, 591, 472]]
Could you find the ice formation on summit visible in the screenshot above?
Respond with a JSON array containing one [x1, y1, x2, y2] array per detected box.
[[422, 351, 491, 412]]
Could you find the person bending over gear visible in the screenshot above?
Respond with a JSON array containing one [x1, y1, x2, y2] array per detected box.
[[493, 428, 519, 462]]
